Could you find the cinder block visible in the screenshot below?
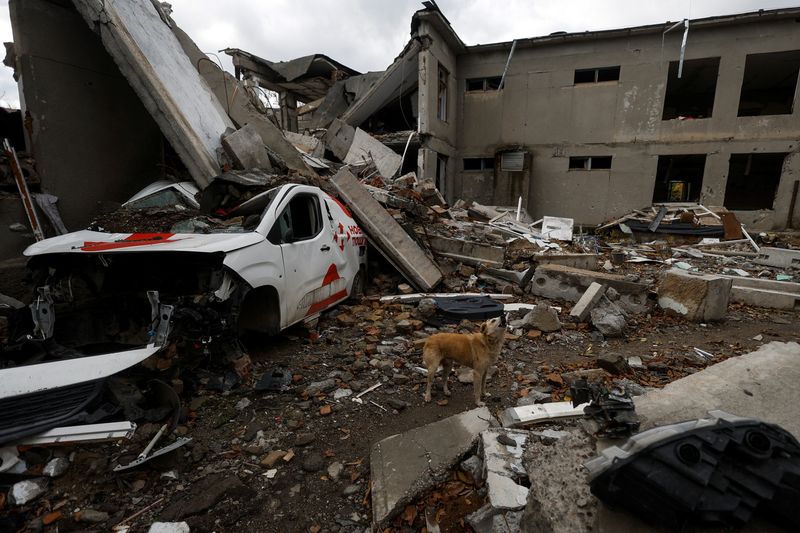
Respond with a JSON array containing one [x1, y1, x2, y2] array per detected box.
[[530, 264, 650, 314], [657, 269, 732, 321], [570, 282, 606, 321]]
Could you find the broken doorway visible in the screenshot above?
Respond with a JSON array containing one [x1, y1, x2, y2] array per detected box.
[[662, 58, 720, 120], [652, 155, 706, 203], [723, 153, 787, 210], [436, 154, 448, 198], [737, 50, 800, 116]]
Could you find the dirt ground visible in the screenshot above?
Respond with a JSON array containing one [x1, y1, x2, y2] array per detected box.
[[1, 255, 799, 533]]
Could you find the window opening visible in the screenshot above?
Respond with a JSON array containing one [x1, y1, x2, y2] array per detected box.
[[662, 57, 719, 120], [466, 76, 503, 91], [652, 155, 706, 203], [464, 157, 495, 171], [574, 66, 620, 84], [737, 50, 800, 116], [267, 194, 322, 244], [724, 153, 786, 210], [437, 65, 449, 121], [568, 156, 612, 170]]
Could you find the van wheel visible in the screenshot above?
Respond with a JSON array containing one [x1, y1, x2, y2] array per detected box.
[[348, 268, 365, 302]]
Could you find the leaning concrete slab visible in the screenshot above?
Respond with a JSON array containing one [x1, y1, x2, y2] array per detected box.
[[657, 269, 732, 321], [330, 167, 442, 291], [72, 0, 237, 188], [530, 264, 650, 314], [370, 406, 495, 528], [170, 24, 315, 177]]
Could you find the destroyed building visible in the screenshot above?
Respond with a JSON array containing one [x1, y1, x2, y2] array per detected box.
[[290, 5, 800, 230]]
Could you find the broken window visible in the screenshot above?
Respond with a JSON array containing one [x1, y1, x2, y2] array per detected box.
[[652, 155, 706, 203], [436, 154, 448, 196], [437, 65, 449, 121], [724, 153, 787, 210], [268, 194, 322, 243], [662, 58, 720, 120], [737, 50, 800, 116], [466, 76, 503, 91], [568, 156, 612, 170], [463, 157, 495, 171], [574, 66, 620, 84]]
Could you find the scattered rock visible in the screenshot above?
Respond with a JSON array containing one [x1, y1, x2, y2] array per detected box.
[[327, 461, 343, 481], [302, 453, 324, 473], [10, 478, 48, 505], [43, 457, 69, 478], [294, 433, 315, 447], [596, 353, 629, 375], [385, 398, 411, 410], [304, 378, 337, 396], [333, 388, 353, 400], [76, 509, 109, 523], [160, 474, 254, 521], [417, 298, 437, 318], [260, 450, 286, 467], [516, 391, 551, 406], [343, 484, 360, 496], [148, 522, 191, 533], [590, 305, 626, 337], [513, 304, 561, 332], [234, 397, 251, 411]]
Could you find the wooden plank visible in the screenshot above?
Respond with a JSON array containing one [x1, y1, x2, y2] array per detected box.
[[330, 167, 442, 291]]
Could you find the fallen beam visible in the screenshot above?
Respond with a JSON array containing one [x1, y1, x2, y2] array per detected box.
[[330, 167, 442, 290]]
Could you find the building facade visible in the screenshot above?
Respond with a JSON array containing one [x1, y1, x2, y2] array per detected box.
[[346, 7, 800, 230]]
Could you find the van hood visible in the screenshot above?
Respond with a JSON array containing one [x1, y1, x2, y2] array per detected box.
[[24, 230, 264, 256]]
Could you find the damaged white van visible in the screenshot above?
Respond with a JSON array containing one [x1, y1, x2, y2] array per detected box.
[[0, 178, 366, 445]]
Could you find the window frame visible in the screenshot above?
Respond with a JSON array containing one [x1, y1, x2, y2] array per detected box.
[[568, 156, 613, 171], [437, 64, 449, 122], [463, 157, 495, 171], [574, 66, 621, 85]]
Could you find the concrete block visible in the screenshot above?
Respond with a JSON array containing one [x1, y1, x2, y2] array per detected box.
[[533, 253, 598, 271], [221, 125, 272, 170], [657, 269, 732, 322], [753, 247, 800, 269], [570, 282, 606, 321], [428, 235, 505, 266], [324, 119, 401, 179], [370, 406, 495, 528], [530, 264, 650, 314], [730, 286, 800, 310]]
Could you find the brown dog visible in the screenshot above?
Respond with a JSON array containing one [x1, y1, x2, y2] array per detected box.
[[422, 316, 506, 406]]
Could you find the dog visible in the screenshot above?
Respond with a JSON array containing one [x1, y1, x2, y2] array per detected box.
[[422, 315, 506, 406]]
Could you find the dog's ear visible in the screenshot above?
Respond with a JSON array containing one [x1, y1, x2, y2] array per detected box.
[[480, 322, 488, 334]]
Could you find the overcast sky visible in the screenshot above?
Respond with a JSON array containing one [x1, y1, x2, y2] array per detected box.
[[0, 0, 798, 108]]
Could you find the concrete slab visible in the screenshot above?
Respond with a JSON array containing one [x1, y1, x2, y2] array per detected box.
[[533, 253, 599, 271], [370, 406, 495, 528], [753, 247, 800, 269], [633, 341, 800, 437], [72, 0, 233, 187], [530, 264, 650, 314], [330, 167, 442, 291], [326, 119, 401, 179], [428, 235, 505, 266], [657, 269, 732, 321], [481, 429, 529, 511], [731, 286, 800, 310], [595, 341, 800, 532]]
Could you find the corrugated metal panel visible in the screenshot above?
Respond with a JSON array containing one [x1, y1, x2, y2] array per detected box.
[[501, 151, 525, 172]]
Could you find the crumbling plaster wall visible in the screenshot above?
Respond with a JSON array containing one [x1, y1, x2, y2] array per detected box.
[[416, 19, 458, 198], [8, 0, 164, 236], [455, 16, 800, 228]]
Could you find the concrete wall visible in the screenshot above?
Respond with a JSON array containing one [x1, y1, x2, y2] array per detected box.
[[416, 19, 458, 199], [7, 0, 163, 249], [454, 15, 800, 228]]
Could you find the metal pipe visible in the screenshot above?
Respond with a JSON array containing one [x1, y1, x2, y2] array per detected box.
[[499, 40, 517, 90]]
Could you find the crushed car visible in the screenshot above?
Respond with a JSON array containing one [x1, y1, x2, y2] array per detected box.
[[0, 173, 367, 446]]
